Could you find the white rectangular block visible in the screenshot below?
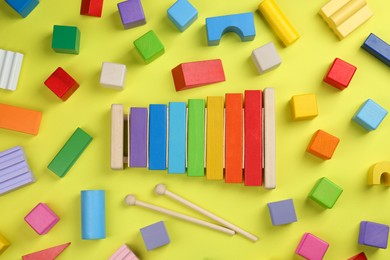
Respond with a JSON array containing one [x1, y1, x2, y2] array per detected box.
[[0, 49, 24, 91]]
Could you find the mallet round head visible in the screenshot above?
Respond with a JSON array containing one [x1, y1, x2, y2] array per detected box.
[[125, 194, 137, 206], [154, 183, 167, 195]]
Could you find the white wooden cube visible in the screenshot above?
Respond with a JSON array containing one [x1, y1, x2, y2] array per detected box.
[[100, 62, 127, 90], [0, 49, 24, 91], [251, 42, 281, 74]]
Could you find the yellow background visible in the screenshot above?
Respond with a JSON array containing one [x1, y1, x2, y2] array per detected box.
[[1, 0, 390, 259]]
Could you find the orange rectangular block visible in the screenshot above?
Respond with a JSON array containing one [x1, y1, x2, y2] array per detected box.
[[244, 90, 262, 186], [0, 103, 42, 135], [206, 96, 224, 180], [225, 93, 243, 183]]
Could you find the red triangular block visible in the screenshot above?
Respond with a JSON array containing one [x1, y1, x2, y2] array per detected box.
[[22, 242, 71, 260]]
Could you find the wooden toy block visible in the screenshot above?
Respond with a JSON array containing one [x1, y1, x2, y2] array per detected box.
[[130, 108, 148, 167], [24, 203, 59, 235], [48, 127, 93, 177], [290, 93, 318, 120], [5, 0, 39, 17], [295, 233, 329, 260], [362, 33, 390, 67], [133, 30, 164, 64], [0, 233, 10, 255], [80, 0, 103, 17], [44, 67, 80, 101], [264, 88, 276, 189], [347, 252, 367, 260], [117, 0, 146, 29], [319, 0, 372, 40], [22, 242, 70, 260], [100, 62, 126, 90], [205, 12, 255, 46], [167, 0, 198, 32], [52, 25, 80, 54], [0, 49, 24, 91], [0, 103, 42, 135], [187, 99, 205, 177], [206, 96, 224, 180], [359, 221, 389, 249], [171, 59, 225, 91], [267, 199, 297, 226], [352, 99, 388, 131], [244, 90, 262, 186], [323, 58, 357, 90], [225, 93, 243, 183], [368, 161, 390, 186], [168, 102, 187, 174], [258, 0, 299, 46], [81, 190, 106, 240], [111, 104, 124, 170], [251, 42, 281, 74], [109, 244, 139, 260], [148, 104, 167, 170], [307, 129, 340, 160], [140, 221, 170, 251], [309, 177, 343, 209]]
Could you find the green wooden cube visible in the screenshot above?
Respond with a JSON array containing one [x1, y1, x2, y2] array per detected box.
[[48, 127, 92, 177], [52, 25, 81, 54], [133, 30, 164, 63], [308, 177, 343, 209]]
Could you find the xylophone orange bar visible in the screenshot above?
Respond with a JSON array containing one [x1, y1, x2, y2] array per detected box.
[[225, 93, 243, 183], [0, 103, 42, 135]]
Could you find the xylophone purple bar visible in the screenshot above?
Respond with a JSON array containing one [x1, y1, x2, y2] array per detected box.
[[130, 108, 148, 167]]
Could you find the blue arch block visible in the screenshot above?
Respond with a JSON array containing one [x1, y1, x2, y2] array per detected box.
[[205, 12, 256, 46], [5, 0, 39, 18]]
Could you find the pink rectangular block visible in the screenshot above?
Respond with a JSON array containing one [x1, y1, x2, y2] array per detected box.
[[296, 233, 329, 260], [109, 244, 139, 260], [24, 203, 60, 235]]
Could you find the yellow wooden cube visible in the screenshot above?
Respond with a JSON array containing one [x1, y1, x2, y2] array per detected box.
[[290, 94, 318, 120], [0, 233, 10, 255]]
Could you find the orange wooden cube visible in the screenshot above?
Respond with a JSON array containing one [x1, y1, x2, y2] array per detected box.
[[307, 130, 340, 160]]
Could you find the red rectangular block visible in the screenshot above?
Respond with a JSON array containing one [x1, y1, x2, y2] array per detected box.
[[244, 90, 262, 186], [44, 67, 79, 101], [225, 93, 243, 183], [80, 0, 104, 17], [171, 59, 225, 91]]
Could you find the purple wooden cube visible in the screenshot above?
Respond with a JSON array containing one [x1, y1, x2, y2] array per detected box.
[[117, 0, 146, 29], [130, 107, 148, 167], [359, 221, 389, 249], [140, 221, 170, 251], [267, 199, 297, 226]]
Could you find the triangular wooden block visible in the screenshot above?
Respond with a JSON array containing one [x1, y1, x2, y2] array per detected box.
[[22, 242, 71, 260]]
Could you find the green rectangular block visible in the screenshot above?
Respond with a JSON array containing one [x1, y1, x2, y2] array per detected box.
[[48, 127, 92, 177], [133, 30, 164, 63], [308, 177, 343, 209], [187, 99, 205, 177], [52, 25, 81, 54]]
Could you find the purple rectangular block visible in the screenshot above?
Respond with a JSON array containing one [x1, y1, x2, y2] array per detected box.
[[130, 108, 148, 167], [0, 155, 25, 172], [359, 221, 389, 249], [117, 0, 146, 29], [0, 171, 35, 195], [0, 163, 30, 182], [0, 146, 23, 163]]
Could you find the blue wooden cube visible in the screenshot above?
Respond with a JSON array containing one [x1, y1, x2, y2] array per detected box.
[[267, 199, 297, 226], [5, 0, 39, 17], [140, 221, 170, 251], [352, 99, 387, 131], [167, 0, 198, 32], [359, 221, 389, 249]]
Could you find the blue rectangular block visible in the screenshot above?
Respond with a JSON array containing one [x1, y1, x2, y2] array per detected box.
[[140, 221, 170, 251], [148, 104, 167, 170], [81, 190, 106, 240], [167, 0, 198, 32], [168, 102, 187, 174], [362, 33, 390, 67], [5, 0, 39, 17], [267, 199, 297, 226]]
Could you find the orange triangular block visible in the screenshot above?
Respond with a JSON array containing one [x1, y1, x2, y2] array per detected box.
[[22, 242, 71, 260]]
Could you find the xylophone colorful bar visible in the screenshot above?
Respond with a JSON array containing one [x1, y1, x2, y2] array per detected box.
[[110, 88, 276, 188]]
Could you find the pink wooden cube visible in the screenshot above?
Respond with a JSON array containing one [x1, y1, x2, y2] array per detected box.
[[296, 233, 329, 260], [24, 203, 60, 235]]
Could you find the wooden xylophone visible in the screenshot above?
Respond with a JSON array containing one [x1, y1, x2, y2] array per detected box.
[[110, 88, 275, 189]]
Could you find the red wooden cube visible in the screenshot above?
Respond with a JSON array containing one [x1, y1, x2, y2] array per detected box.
[[80, 0, 104, 17], [44, 67, 79, 101], [323, 58, 357, 90]]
